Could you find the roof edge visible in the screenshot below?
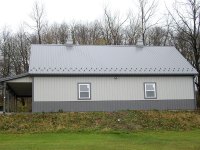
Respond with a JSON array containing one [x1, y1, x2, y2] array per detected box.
[[29, 73, 198, 77], [0, 73, 30, 82], [31, 44, 175, 48]]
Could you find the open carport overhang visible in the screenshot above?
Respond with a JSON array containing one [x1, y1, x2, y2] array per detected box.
[[0, 73, 32, 97], [7, 82, 32, 97]]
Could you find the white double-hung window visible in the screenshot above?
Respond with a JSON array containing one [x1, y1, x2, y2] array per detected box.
[[78, 83, 91, 100], [144, 83, 157, 99]]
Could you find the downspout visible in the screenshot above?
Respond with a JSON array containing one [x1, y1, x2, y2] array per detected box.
[[193, 76, 197, 110]]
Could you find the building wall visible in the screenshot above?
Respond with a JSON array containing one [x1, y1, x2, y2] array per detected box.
[[32, 76, 196, 112], [33, 76, 194, 101]]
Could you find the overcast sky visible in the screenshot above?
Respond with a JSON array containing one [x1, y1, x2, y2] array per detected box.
[[0, 0, 173, 32]]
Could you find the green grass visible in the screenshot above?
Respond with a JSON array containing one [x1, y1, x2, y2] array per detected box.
[[0, 130, 200, 150], [0, 111, 200, 149]]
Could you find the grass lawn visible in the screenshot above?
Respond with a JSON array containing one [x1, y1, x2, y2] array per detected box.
[[0, 130, 200, 150]]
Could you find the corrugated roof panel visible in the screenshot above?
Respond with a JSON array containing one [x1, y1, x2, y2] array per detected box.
[[28, 45, 198, 75]]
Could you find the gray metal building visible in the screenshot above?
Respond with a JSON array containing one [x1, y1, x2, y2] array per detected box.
[[0, 43, 198, 112]]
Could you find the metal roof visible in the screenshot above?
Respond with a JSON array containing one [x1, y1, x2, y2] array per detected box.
[[29, 44, 197, 75]]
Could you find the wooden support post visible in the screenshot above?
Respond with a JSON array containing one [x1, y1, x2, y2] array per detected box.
[[14, 95, 16, 112], [15, 96, 17, 113], [3, 82, 6, 114], [7, 91, 9, 113], [13, 95, 15, 112]]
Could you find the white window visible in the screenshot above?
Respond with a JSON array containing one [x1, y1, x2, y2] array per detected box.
[[144, 83, 157, 99], [78, 83, 91, 100]]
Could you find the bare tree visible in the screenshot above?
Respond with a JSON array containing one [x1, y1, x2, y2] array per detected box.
[[0, 27, 31, 77], [15, 27, 30, 72], [103, 7, 128, 45], [174, 29, 193, 60], [58, 23, 69, 44], [29, 1, 46, 44], [88, 21, 104, 45], [70, 21, 104, 45], [125, 14, 141, 45], [43, 23, 59, 44], [168, 0, 200, 102], [73, 23, 90, 45], [0, 29, 12, 77], [146, 26, 174, 46], [162, 13, 174, 46], [137, 0, 158, 45]]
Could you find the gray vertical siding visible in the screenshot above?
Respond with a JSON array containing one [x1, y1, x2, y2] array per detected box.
[[32, 99, 196, 112], [32, 76, 196, 112], [34, 76, 194, 101]]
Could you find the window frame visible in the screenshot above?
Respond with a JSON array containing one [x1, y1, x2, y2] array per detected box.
[[78, 83, 91, 100], [144, 82, 157, 99]]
